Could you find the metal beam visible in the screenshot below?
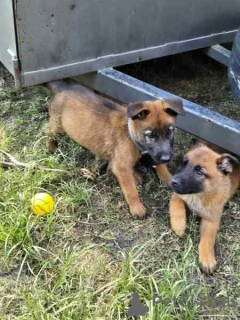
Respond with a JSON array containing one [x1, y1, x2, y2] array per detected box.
[[203, 45, 231, 66], [76, 68, 240, 155], [21, 31, 236, 87]]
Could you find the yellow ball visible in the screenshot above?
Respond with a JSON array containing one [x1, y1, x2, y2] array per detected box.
[[31, 193, 54, 215]]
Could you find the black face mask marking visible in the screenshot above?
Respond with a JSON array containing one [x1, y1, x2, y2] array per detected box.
[[139, 127, 175, 165], [171, 161, 205, 194]]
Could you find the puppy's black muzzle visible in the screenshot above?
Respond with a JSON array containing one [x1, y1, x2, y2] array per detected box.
[[171, 176, 184, 194], [171, 171, 203, 195], [149, 152, 172, 165]]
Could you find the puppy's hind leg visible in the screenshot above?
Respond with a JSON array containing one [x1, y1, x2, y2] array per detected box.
[[46, 122, 58, 153], [133, 169, 143, 185], [45, 115, 65, 154]]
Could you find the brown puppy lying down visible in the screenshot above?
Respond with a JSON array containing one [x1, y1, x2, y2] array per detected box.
[[169, 142, 240, 273], [46, 81, 184, 219]]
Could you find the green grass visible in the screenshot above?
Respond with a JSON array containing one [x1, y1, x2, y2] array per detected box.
[[1, 51, 240, 319]]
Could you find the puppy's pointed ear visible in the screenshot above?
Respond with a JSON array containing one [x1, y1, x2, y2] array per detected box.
[[164, 99, 185, 116], [127, 102, 150, 120], [217, 154, 239, 174]]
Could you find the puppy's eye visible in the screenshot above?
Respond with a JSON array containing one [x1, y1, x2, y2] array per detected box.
[[182, 159, 188, 167], [148, 131, 156, 139], [195, 165, 204, 176], [137, 110, 149, 120], [166, 126, 174, 135], [145, 131, 156, 139]]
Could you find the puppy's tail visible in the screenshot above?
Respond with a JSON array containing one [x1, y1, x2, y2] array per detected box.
[[44, 80, 69, 93]]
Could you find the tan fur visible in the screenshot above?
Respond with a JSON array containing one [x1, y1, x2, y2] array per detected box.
[[169, 143, 240, 273], [46, 82, 176, 219]]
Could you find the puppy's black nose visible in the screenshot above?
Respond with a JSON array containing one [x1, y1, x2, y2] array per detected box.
[[171, 178, 179, 187], [160, 154, 171, 163]]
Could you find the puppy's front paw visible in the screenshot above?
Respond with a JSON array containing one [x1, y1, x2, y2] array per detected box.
[[199, 254, 217, 274], [172, 226, 185, 237], [130, 202, 146, 220], [170, 217, 186, 237]]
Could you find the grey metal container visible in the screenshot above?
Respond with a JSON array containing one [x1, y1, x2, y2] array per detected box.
[[1, 0, 240, 88]]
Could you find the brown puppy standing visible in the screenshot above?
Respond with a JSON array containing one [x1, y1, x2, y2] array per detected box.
[[169, 142, 240, 273], [46, 81, 184, 219]]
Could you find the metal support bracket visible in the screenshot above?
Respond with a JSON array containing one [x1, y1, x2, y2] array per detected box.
[[202, 44, 231, 66], [76, 68, 240, 155], [7, 48, 22, 89]]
